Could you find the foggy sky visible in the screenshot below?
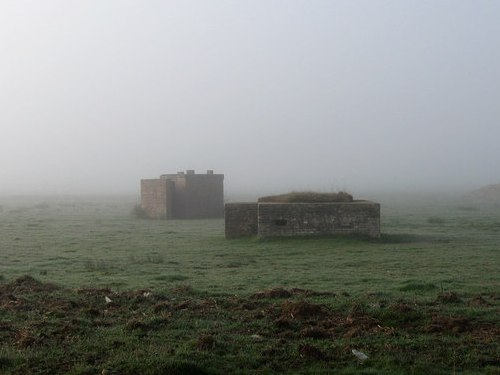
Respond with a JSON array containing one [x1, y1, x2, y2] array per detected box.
[[1, 1, 499, 196]]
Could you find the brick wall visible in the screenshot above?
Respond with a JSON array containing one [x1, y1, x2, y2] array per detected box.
[[225, 203, 258, 238]]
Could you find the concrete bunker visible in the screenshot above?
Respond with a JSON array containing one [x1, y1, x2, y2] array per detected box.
[[225, 192, 380, 239]]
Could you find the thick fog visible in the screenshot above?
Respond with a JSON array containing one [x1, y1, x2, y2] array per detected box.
[[1, 1, 499, 196]]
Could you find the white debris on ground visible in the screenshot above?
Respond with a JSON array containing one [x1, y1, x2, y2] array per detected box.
[[352, 349, 369, 361]]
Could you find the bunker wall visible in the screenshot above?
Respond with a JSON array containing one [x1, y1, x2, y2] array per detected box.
[[257, 201, 380, 238], [182, 174, 224, 219], [225, 203, 258, 238], [141, 179, 174, 219]]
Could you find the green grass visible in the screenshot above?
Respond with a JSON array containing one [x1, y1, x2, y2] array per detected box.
[[0, 194, 499, 374]]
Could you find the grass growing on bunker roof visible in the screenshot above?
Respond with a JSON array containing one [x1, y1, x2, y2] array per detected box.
[[257, 191, 354, 203]]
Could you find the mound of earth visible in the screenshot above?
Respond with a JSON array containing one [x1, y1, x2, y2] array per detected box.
[[467, 183, 500, 201], [258, 191, 353, 203]]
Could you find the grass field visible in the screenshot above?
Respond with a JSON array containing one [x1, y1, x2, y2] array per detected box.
[[0, 194, 499, 374]]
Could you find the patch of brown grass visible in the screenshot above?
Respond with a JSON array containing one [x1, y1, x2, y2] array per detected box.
[[298, 343, 328, 360], [251, 288, 292, 299], [425, 315, 471, 334], [196, 334, 216, 351], [436, 291, 461, 303], [280, 301, 329, 320], [1, 275, 59, 294]]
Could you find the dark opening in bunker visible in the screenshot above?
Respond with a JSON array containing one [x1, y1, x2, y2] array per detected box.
[[274, 219, 288, 226]]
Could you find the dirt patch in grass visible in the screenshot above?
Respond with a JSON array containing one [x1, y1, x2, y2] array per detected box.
[[290, 288, 336, 297], [0, 321, 13, 332], [298, 343, 328, 360], [388, 302, 415, 313], [196, 334, 216, 351], [251, 288, 292, 299], [342, 302, 382, 337], [251, 287, 336, 299], [153, 300, 172, 313], [170, 284, 194, 294], [125, 318, 149, 331], [76, 287, 113, 296], [436, 291, 461, 303], [469, 295, 492, 307], [230, 299, 260, 311], [280, 300, 329, 320], [125, 316, 169, 332], [174, 298, 218, 313], [425, 315, 471, 334], [14, 328, 37, 348], [300, 326, 331, 339], [1, 275, 59, 294], [0, 294, 27, 311]]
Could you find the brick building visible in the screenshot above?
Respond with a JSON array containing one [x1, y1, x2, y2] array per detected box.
[[141, 170, 224, 219]]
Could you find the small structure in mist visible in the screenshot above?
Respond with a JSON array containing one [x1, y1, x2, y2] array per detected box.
[[141, 170, 224, 219], [225, 192, 380, 239]]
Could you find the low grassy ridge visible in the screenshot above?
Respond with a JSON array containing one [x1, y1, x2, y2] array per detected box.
[[0, 194, 499, 374]]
